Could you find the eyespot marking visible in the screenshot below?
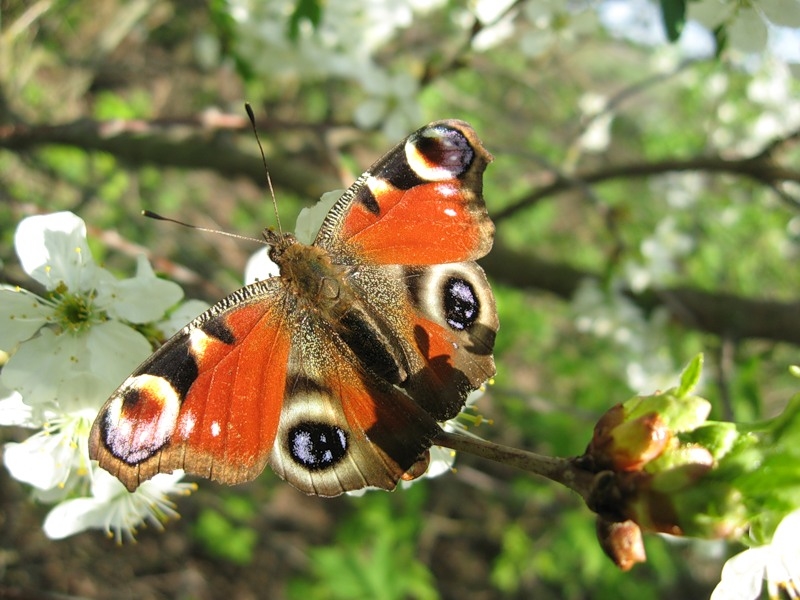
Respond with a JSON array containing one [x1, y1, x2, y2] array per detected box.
[[443, 276, 479, 331], [287, 422, 348, 470], [100, 374, 181, 464], [406, 125, 474, 181]]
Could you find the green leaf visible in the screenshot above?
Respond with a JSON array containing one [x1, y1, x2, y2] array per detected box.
[[659, 0, 686, 42], [676, 353, 703, 398]]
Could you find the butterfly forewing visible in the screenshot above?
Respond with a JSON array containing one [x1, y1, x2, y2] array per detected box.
[[316, 120, 494, 265], [90, 279, 291, 491]]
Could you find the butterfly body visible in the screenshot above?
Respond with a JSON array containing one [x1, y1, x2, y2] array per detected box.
[[90, 120, 498, 496]]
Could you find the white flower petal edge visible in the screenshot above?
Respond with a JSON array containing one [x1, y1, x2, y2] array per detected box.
[[43, 469, 193, 542], [1, 326, 144, 413], [3, 410, 94, 491], [0, 390, 35, 427], [100, 255, 185, 324], [158, 299, 211, 337], [86, 320, 154, 391], [712, 547, 770, 600], [14, 211, 95, 291], [294, 189, 342, 245], [0, 286, 55, 351], [711, 508, 800, 600], [244, 247, 280, 284]]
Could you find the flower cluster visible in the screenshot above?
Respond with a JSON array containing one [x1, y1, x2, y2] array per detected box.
[[1, 212, 203, 540], [226, 0, 443, 139], [572, 213, 693, 394]]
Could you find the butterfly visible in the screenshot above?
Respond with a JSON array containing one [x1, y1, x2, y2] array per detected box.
[[89, 120, 498, 497]]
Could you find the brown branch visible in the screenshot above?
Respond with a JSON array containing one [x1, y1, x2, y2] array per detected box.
[[494, 154, 800, 223], [480, 242, 800, 346], [433, 429, 596, 502], [0, 117, 341, 200], [754, 127, 800, 161]]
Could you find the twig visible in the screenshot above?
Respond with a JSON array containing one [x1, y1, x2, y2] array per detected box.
[[494, 155, 800, 223], [433, 429, 596, 502], [480, 242, 800, 347]]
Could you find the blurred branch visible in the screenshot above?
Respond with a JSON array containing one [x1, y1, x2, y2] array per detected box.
[[0, 115, 340, 200], [8, 116, 799, 221], [494, 148, 800, 223], [481, 241, 800, 346], [420, 0, 524, 86]]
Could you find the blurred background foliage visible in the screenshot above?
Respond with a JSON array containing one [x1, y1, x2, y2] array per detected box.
[[2, 0, 800, 598]]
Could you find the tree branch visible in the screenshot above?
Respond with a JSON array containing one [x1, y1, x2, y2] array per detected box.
[[481, 242, 800, 346], [0, 116, 341, 200], [433, 429, 596, 502], [494, 153, 800, 223]]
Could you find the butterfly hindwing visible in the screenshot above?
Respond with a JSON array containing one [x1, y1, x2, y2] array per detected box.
[[344, 262, 497, 422], [268, 318, 440, 496]]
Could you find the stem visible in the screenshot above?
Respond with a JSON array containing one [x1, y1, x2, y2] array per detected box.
[[433, 430, 597, 502]]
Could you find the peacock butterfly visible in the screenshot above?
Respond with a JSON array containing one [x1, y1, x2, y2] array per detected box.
[[88, 120, 498, 497]]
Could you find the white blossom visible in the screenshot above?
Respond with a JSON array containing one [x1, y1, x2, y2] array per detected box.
[[1, 211, 202, 539], [43, 469, 194, 542], [712, 509, 800, 600], [0, 213, 183, 415], [572, 278, 680, 393]]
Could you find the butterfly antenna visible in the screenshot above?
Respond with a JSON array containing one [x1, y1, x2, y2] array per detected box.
[[142, 210, 264, 244], [245, 103, 282, 235]]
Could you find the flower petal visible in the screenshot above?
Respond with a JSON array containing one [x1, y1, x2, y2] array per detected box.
[[244, 247, 280, 284], [42, 468, 190, 541], [43, 496, 107, 539], [86, 320, 153, 389], [3, 412, 92, 492], [99, 255, 184, 323], [5, 437, 68, 490], [0, 286, 55, 350], [711, 547, 769, 600], [294, 190, 342, 245], [0, 327, 140, 411], [0, 390, 36, 427], [14, 212, 95, 291], [158, 299, 209, 337], [771, 509, 800, 584], [727, 10, 768, 55]]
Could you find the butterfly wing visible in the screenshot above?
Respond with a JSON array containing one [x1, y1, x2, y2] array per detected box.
[[315, 119, 494, 265], [315, 120, 498, 421], [89, 279, 291, 492], [268, 315, 440, 496]]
